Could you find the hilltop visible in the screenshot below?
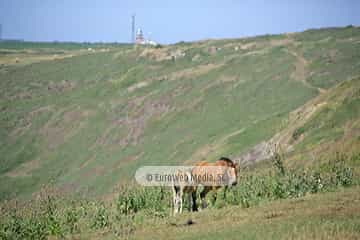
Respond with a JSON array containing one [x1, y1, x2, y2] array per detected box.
[[0, 26, 360, 200]]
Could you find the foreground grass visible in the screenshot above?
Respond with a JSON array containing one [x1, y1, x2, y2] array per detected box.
[[133, 186, 360, 240], [2, 185, 358, 240], [0, 152, 358, 239]]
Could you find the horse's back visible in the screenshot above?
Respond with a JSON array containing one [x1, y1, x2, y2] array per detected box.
[[195, 161, 212, 167]]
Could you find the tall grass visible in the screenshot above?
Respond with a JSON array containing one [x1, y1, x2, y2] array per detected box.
[[223, 151, 356, 209], [0, 152, 357, 239]]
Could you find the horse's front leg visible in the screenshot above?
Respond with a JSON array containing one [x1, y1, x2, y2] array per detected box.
[[187, 192, 193, 212], [179, 190, 183, 213]]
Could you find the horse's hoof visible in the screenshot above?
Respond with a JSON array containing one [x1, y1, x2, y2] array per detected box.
[[186, 219, 195, 225]]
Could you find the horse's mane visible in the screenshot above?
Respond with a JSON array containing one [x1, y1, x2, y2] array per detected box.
[[218, 157, 234, 165]]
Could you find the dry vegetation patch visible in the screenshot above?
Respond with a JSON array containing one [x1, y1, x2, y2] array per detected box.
[[40, 107, 92, 150]]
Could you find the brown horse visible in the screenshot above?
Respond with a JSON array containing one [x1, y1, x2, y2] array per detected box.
[[192, 157, 238, 209], [172, 157, 238, 214]]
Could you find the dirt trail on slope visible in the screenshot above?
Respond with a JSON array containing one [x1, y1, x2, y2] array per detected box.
[[285, 38, 326, 94]]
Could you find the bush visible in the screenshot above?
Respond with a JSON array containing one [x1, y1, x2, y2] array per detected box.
[[91, 203, 110, 229], [272, 151, 286, 176], [42, 196, 63, 237], [64, 202, 79, 234], [116, 187, 169, 217], [292, 127, 305, 140], [224, 152, 355, 208], [330, 152, 353, 187]]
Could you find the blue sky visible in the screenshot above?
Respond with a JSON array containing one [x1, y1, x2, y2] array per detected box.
[[0, 0, 359, 44]]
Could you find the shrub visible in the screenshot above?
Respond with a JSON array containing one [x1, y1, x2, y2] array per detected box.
[[117, 188, 145, 215], [91, 203, 110, 230], [308, 171, 323, 193], [330, 152, 353, 187], [64, 202, 79, 234], [116, 187, 169, 217], [22, 216, 47, 240], [42, 196, 63, 237], [0, 210, 24, 239], [292, 127, 305, 140], [272, 151, 286, 176], [224, 151, 354, 209]]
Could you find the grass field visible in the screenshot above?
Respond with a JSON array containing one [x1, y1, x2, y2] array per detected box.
[[133, 186, 360, 240]]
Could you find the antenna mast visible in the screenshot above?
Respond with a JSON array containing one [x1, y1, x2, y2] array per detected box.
[[131, 14, 135, 43]]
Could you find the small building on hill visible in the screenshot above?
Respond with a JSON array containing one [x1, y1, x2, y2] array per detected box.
[[135, 28, 145, 44], [135, 28, 157, 46]]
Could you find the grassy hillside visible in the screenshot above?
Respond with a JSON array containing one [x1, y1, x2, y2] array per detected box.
[[132, 186, 360, 240], [278, 77, 360, 168], [0, 26, 360, 200]]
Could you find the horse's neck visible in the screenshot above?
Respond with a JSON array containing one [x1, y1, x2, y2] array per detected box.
[[196, 161, 210, 166]]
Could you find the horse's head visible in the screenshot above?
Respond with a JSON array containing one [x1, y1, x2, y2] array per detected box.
[[228, 163, 238, 186], [218, 157, 238, 186]]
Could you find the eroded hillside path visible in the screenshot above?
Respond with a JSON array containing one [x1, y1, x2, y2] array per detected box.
[[285, 36, 327, 94]]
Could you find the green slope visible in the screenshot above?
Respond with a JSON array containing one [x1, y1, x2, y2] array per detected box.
[[132, 186, 360, 240], [0, 26, 360, 200]]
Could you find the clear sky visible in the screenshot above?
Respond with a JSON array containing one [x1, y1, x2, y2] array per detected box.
[[0, 0, 359, 44]]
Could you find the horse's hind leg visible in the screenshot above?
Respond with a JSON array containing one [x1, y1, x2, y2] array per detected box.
[[223, 186, 228, 200], [179, 190, 184, 213], [172, 186, 180, 215], [187, 190, 198, 212], [191, 190, 198, 211], [200, 187, 211, 209]]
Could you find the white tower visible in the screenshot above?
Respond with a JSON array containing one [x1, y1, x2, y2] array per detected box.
[[135, 28, 144, 44]]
